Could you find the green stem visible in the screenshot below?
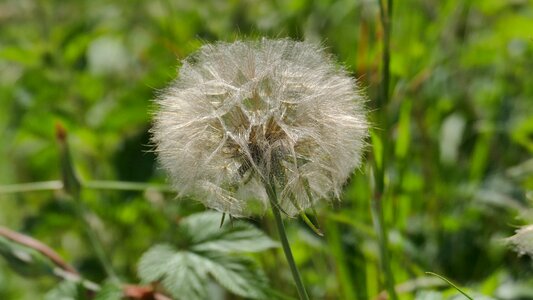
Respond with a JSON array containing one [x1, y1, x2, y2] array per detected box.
[[56, 124, 119, 283], [264, 179, 310, 300], [0, 180, 174, 194], [0, 181, 63, 194], [377, 0, 392, 112], [370, 190, 397, 300], [83, 180, 174, 192], [372, 0, 397, 299], [72, 198, 119, 282]]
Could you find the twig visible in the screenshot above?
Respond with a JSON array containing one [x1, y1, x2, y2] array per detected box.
[[0, 226, 78, 275]]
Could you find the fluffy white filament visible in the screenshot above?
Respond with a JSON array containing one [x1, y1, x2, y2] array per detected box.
[[152, 39, 368, 217], [507, 225, 533, 257]]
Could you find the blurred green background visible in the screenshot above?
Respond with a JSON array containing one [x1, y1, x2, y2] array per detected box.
[[1, 0, 532, 299]]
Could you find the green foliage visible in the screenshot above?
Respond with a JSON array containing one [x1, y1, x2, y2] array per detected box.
[[138, 212, 276, 300], [181, 212, 279, 253], [45, 281, 89, 300], [138, 213, 274, 298], [1, 0, 532, 299], [45, 280, 118, 300], [93, 282, 122, 300]]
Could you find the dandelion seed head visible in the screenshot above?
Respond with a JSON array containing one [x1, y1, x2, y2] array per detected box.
[[152, 39, 369, 216], [507, 225, 533, 257]]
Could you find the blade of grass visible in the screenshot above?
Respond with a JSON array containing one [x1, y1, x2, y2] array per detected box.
[[425, 272, 473, 300], [326, 220, 359, 300]]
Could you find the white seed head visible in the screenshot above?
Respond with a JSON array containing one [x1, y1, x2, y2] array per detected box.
[[506, 225, 533, 257], [152, 39, 368, 217]]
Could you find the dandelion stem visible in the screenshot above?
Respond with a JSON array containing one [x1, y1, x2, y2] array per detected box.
[[264, 179, 310, 300]]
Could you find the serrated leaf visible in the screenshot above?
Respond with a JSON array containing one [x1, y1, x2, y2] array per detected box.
[[183, 211, 278, 252], [137, 211, 275, 300], [192, 222, 278, 253], [198, 252, 268, 299], [138, 245, 206, 300], [138, 244, 268, 300], [137, 244, 176, 283]]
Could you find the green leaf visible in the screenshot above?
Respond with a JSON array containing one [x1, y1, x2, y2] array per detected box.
[[198, 252, 269, 299], [138, 244, 207, 300], [94, 281, 122, 300], [185, 212, 278, 253], [44, 281, 88, 300], [138, 245, 269, 300], [137, 211, 275, 299]]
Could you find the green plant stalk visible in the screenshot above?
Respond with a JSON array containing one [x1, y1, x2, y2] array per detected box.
[[377, 0, 392, 111], [371, 0, 398, 299], [0, 181, 63, 194], [0, 180, 174, 194], [83, 180, 174, 192], [56, 124, 119, 283], [72, 199, 119, 283], [264, 178, 310, 300]]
